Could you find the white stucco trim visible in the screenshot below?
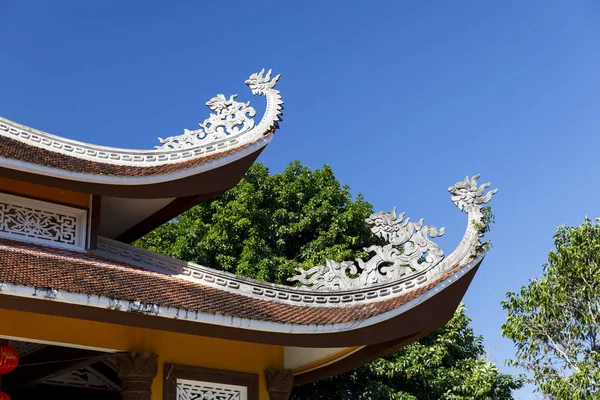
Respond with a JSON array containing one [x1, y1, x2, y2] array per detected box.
[[0, 254, 481, 336], [0, 135, 271, 186]]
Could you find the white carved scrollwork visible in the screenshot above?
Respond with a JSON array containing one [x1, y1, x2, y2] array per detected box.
[[289, 174, 497, 292], [0, 193, 87, 251], [177, 379, 246, 400], [156, 69, 282, 150], [288, 209, 445, 291]]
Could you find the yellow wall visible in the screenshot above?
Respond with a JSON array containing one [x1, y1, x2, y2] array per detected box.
[[0, 308, 283, 399]]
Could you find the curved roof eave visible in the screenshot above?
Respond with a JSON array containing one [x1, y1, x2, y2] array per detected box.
[[0, 69, 283, 187], [0, 174, 496, 347], [0, 135, 271, 186], [0, 256, 482, 348]]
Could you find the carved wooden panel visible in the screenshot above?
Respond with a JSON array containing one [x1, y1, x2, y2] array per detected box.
[[164, 364, 257, 400], [0, 192, 87, 250], [44, 365, 120, 391], [177, 379, 246, 400]]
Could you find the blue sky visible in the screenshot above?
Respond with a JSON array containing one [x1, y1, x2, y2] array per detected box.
[[2, 1, 600, 398]]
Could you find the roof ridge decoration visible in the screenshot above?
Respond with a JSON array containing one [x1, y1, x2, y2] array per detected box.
[[156, 69, 282, 150], [91, 174, 496, 307], [0, 69, 283, 167], [288, 174, 497, 291]]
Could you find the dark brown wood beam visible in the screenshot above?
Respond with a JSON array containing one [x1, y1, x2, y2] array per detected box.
[[88, 195, 102, 250], [2, 346, 111, 392]]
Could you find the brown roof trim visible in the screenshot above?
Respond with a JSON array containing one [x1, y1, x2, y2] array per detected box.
[[0, 238, 477, 326], [0, 147, 264, 198], [0, 134, 261, 177], [0, 250, 480, 348], [293, 326, 441, 385]]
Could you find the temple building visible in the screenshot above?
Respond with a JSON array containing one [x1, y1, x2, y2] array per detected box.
[[0, 70, 496, 400]]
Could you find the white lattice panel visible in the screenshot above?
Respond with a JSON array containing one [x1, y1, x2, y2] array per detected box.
[[177, 378, 247, 400], [0, 193, 87, 251]]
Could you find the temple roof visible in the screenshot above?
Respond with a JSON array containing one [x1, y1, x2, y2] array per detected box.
[[0, 174, 496, 348], [0, 133, 261, 177], [0, 69, 283, 198], [0, 173, 496, 382], [0, 238, 473, 327]]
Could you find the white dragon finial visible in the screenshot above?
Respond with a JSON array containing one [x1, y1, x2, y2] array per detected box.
[[155, 69, 282, 150], [448, 174, 498, 212]]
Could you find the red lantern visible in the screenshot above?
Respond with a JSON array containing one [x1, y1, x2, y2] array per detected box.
[[0, 391, 10, 400], [0, 345, 18, 374]]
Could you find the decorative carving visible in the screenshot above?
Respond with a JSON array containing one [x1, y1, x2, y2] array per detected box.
[[44, 365, 121, 391], [288, 208, 445, 291], [177, 379, 246, 400], [289, 174, 497, 292], [0, 193, 87, 251], [109, 298, 123, 310], [246, 69, 281, 97], [43, 288, 59, 299], [128, 301, 159, 314], [164, 364, 258, 400], [0, 69, 283, 168], [8, 340, 45, 358], [115, 352, 158, 400], [264, 369, 293, 400], [155, 69, 281, 150], [156, 95, 256, 150], [0, 194, 86, 249], [448, 174, 497, 213], [92, 175, 496, 304]]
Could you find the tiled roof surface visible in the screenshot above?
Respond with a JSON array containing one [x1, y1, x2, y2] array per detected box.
[[0, 239, 463, 325], [0, 135, 259, 177]]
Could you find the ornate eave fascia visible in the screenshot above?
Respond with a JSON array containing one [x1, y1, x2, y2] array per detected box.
[[0, 254, 483, 336], [0, 69, 283, 180], [92, 174, 496, 307], [0, 176, 494, 342]]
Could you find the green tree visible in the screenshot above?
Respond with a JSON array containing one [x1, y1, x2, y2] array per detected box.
[[137, 161, 522, 399], [292, 304, 522, 400], [136, 161, 375, 284], [502, 218, 600, 399]]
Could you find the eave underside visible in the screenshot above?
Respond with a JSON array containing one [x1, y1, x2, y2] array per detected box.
[[0, 141, 267, 199]]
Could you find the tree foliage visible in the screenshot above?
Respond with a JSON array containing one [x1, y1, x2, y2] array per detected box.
[[502, 217, 600, 399], [137, 161, 522, 399], [136, 161, 375, 284], [292, 304, 522, 400]]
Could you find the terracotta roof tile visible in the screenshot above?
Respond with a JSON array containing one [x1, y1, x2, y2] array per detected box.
[[0, 239, 463, 325], [0, 135, 262, 177]]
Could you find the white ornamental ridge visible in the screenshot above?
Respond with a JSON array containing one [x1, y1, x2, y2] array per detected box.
[[156, 69, 283, 150], [0, 69, 283, 167], [93, 175, 497, 306], [288, 174, 497, 292]]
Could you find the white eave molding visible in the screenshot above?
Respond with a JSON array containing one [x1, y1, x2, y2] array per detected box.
[[0, 253, 483, 336], [91, 174, 497, 307], [0, 69, 283, 185], [0, 135, 272, 186]]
